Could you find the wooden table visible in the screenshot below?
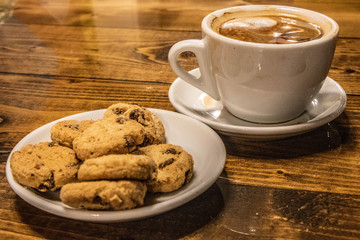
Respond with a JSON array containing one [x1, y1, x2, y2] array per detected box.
[[1, 0, 359, 239]]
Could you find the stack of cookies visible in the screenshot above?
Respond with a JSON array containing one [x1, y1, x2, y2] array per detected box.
[[10, 103, 194, 210]]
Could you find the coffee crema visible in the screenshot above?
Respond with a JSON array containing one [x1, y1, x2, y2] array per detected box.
[[212, 12, 323, 44]]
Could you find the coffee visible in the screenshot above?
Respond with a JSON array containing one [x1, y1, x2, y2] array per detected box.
[[169, 5, 338, 123], [212, 12, 323, 44]]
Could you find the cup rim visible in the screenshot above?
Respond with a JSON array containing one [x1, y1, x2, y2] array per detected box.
[[202, 5, 339, 48]]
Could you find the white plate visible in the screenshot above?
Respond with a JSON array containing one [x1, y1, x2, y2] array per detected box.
[[6, 108, 226, 222], [169, 68, 347, 140]]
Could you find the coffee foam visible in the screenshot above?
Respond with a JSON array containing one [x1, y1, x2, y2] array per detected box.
[[212, 10, 324, 44], [222, 17, 277, 31]]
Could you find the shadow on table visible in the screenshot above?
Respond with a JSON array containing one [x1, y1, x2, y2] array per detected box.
[[15, 182, 224, 240], [219, 113, 352, 159], [213, 178, 360, 239]]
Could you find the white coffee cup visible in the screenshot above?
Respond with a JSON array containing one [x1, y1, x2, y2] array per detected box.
[[168, 5, 339, 123]]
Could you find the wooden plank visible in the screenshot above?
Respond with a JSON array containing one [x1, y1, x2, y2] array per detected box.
[[0, 0, 359, 238], [220, 98, 360, 195], [0, 179, 359, 239], [11, 0, 246, 30], [10, 0, 360, 38], [0, 25, 358, 94]]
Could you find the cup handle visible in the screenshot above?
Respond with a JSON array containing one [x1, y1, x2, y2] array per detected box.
[[168, 39, 221, 100]]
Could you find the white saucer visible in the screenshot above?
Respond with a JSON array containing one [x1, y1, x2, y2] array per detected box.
[[6, 108, 226, 222], [169, 68, 347, 140]]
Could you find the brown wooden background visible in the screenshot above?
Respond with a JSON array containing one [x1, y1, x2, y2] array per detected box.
[[0, 0, 359, 239]]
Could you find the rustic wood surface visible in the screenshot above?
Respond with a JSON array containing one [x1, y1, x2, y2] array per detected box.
[[0, 0, 359, 239]]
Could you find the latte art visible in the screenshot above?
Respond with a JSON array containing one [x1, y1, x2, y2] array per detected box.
[[222, 17, 277, 31], [214, 15, 323, 44]]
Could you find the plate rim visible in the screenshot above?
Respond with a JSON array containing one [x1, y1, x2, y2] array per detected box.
[[169, 68, 347, 137], [6, 108, 226, 222]]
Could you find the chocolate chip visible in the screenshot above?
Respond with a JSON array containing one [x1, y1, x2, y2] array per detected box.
[[34, 163, 43, 169], [159, 158, 176, 169], [48, 142, 56, 147], [93, 196, 102, 204], [165, 148, 180, 155], [116, 117, 128, 124], [113, 108, 125, 115], [180, 170, 192, 188], [67, 124, 79, 130], [139, 135, 153, 147], [124, 135, 136, 148], [129, 109, 145, 123], [38, 172, 55, 191]]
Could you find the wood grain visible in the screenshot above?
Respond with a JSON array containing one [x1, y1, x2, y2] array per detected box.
[[0, 0, 359, 239]]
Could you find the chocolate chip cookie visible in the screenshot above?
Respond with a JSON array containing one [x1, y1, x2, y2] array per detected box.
[[103, 103, 165, 146], [50, 120, 94, 148], [77, 154, 157, 181], [60, 180, 147, 210], [10, 142, 80, 192], [139, 144, 194, 193], [150, 112, 166, 144], [73, 117, 145, 160]]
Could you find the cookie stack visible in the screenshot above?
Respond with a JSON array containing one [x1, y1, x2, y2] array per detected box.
[[10, 103, 194, 211], [60, 154, 156, 210]]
